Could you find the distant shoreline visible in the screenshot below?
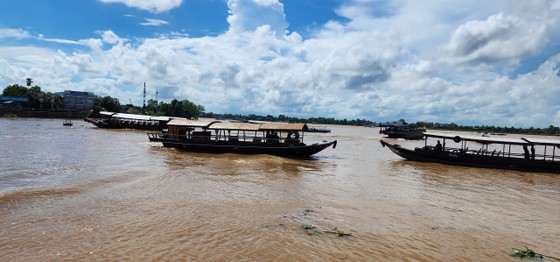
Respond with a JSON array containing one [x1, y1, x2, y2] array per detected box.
[[0, 109, 91, 119]]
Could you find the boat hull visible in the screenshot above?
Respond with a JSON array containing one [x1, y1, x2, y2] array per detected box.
[[380, 140, 560, 173], [150, 136, 337, 157]]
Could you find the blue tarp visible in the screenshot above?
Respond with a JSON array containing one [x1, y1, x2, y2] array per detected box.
[[0, 96, 29, 102]]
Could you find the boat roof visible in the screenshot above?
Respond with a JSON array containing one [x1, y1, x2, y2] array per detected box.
[[260, 123, 308, 131], [378, 120, 408, 127], [167, 119, 220, 128], [425, 132, 560, 146], [209, 122, 261, 131], [522, 137, 560, 146], [166, 119, 308, 131], [99, 111, 173, 121]]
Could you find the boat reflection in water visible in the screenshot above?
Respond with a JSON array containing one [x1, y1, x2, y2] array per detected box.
[[381, 132, 560, 173], [148, 119, 337, 157]]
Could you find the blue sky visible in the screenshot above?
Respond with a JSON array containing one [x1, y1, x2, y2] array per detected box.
[[1, 0, 560, 127]]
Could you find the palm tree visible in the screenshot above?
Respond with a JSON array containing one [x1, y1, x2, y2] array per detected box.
[[26, 78, 33, 88]]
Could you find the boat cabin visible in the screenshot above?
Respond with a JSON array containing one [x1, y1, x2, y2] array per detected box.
[[162, 119, 309, 145]]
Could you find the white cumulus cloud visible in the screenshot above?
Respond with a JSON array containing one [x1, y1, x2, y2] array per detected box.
[[1, 0, 560, 127], [227, 0, 288, 36], [98, 0, 183, 13]]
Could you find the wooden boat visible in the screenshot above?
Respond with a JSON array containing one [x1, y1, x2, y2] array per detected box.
[[379, 120, 425, 140], [147, 119, 337, 157], [63, 118, 73, 126], [308, 126, 332, 133], [84, 111, 174, 130], [380, 132, 560, 173]]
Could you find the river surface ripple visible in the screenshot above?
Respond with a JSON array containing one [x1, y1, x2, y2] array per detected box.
[[1, 118, 559, 261]]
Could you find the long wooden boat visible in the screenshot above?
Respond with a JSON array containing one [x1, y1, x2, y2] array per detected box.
[[308, 125, 332, 133], [378, 121, 425, 140], [380, 132, 560, 173], [147, 119, 337, 157], [84, 111, 174, 130]]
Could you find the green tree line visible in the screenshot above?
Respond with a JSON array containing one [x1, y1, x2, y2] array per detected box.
[[202, 112, 375, 126], [2, 82, 64, 110], [75, 96, 205, 119], [3, 82, 558, 135], [411, 121, 560, 136], [2, 81, 205, 119]]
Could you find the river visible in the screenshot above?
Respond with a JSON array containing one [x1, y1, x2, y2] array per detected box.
[[1, 118, 559, 261]]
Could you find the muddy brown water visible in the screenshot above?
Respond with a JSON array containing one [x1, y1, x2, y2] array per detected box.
[[1, 118, 559, 261]]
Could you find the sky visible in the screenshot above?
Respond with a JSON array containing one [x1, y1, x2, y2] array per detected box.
[[1, 0, 560, 127]]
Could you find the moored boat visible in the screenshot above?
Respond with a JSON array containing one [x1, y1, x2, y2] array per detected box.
[[84, 111, 175, 130], [308, 125, 331, 133], [380, 132, 560, 173], [379, 120, 425, 140], [147, 119, 337, 157], [63, 118, 73, 126]]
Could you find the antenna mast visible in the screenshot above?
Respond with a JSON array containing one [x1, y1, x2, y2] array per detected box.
[[142, 82, 146, 114]]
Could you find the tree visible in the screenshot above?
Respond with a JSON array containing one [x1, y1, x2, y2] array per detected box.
[[95, 95, 122, 112], [27, 86, 43, 109], [181, 99, 204, 119], [145, 99, 160, 115], [2, 84, 27, 97]]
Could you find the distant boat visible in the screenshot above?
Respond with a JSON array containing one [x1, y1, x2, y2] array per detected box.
[[84, 111, 176, 130], [147, 119, 337, 157], [308, 126, 331, 133], [63, 118, 73, 126], [379, 120, 425, 140], [380, 132, 560, 173]]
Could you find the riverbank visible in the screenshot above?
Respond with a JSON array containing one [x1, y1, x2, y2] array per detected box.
[[0, 109, 91, 119]]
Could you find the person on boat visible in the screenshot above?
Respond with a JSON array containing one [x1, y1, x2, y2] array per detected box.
[[531, 145, 536, 160], [285, 131, 300, 145], [434, 140, 443, 151], [523, 146, 530, 160], [266, 131, 280, 144]]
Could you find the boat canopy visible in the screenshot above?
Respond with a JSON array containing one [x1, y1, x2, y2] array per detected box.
[[260, 123, 308, 131], [99, 111, 174, 121], [165, 119, 308, 132], [167, 119, 219, 128], [521, 137, 560, 146], [209, 122, 261, 131], [425, 132, 560, 146]]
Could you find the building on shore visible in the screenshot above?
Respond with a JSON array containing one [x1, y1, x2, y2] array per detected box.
[[58, 90, 95, 110]]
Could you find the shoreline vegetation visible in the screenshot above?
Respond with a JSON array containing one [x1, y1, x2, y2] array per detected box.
[[2, 83, 559, 136], [3, 110, 559, 137]]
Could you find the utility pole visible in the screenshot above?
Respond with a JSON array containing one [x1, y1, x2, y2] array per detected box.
[[142, 82, 146, 114], [155, 89, 159, 113]]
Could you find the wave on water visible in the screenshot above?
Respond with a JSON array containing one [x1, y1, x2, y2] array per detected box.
[[0, 187, 82, 203], [0, 170, 154, 208]]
